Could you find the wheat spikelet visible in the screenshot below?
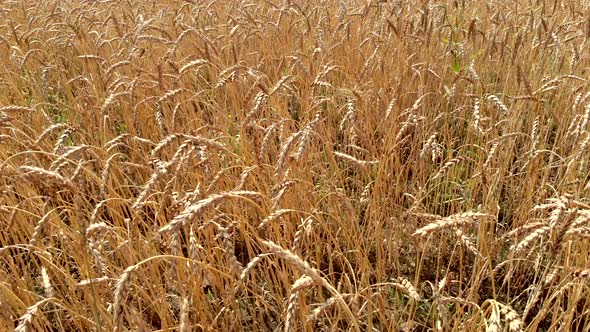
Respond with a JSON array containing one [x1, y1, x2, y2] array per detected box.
[[245, 91, 269, 124], [420, 133, 438, 161], [86, 222, 109, 273], [500, 304, 523, 332], [50, 145, 88, 171], [314, 64, 337, 82], [548, 194, 571, 228], [188, 225, 202, 277], [20, 166, 76, 193], [530, 116, 540, 156], [511, 226, 550, 253], [534, 77, 563, 95], [409, 94, 428, 112], [0, 114, 11, 127], [0, 105, 34, 113], [307, 296, 338, 322], [289, 56, 311, 78], [293, 215, 315, 252], [159, 190, 262, 234], [220, 225, 243, 276], [473, 97, 483, 133], [104, 60, 131, 80], [72, 160, 89, 192], [99, 91, 129, 115], [239, 255, 263, 282], [262, 240, 329, 289], [432, 156, 464, 180], [444, 83, 457, 97], [260, 122, 278, 160], [312, 79, 334, 89], [159, 88, 183, 103], [103, 134, 129, 152], [53, 128, 75, 155], [580, 103, 590, 134], [573, 92, 587, 111], [34, 123, 68, 145], [29, 210, 52, 248], [467, 61, 480, 82], [154, 104, 167, 135], [258, 208, 298, 229], [392, 277, 421, 301], [100, 153, 123, 198], [269, 75, 291, 96], [179, 296, 190, 332], [339, 97, 356, 131], [179, 59, 208, 75], [413, 212, 489, 237], [455, 229, 481, 257], [567, 222, 590, 235], [284, 275, 315, 332], [395, 114, 417, 143], [78, 54, 106, 62], [420, 132, 443, 163], [133, 160, 168, 209], [334, 151, 378, 169], [40, 267, 54, 298], [14, 299, 51, 332], [113, 265, 137, 331], [276, 131, 301, 179], [272, 179, 299, 209], [294, 112, 321, 162], [552, 210, 578, 253], [546, 273, 568, 304], [215, 69, 237, 88], [409, 211, 444, 220], [568, 115, 583, 142], [182, 134, 228, 152], [385, 98, 396, 119], [293, 126, 313, 162], [483, 142, 499, 171], [167, 140, 194, 172], [486, 94, 509, 113], [77, 276, 111, 286], [574, 269, 590, 279], [486, 301, 501, 332]]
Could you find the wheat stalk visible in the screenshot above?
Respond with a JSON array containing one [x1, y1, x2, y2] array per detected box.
[[285, 275, 315, 332]]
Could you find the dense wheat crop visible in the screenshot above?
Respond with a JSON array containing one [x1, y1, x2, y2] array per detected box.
[[2, 0, 590, 330]]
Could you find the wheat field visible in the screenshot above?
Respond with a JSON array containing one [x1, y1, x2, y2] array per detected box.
[[1, 0, 590, 331]]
